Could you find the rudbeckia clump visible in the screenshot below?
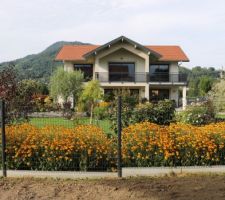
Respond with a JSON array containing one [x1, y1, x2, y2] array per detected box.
[[5, 124, 116, 171], [122, 122, 225, 167], [3, 122, 225, 170]]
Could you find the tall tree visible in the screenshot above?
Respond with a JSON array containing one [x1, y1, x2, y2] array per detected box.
[[199, 76, 213, 96], [0, 66, 39, 123], [180, 66, 220, 97], [81, 80, 102, 124], [49, 68, 84, 108], [208, 79, 225, 111]]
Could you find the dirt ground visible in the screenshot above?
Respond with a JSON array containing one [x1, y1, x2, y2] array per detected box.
[[1, 174, 225, 200]]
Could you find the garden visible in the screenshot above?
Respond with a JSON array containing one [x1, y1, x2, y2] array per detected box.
[[1, 66, 225, 171], [3, 121, 225, 171]]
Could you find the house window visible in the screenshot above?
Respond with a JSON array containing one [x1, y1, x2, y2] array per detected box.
[[74, 64, 93, 81], [149, 64, 169, 82], [150, 89, 170, 102], [108, 62, 135, 82], [150, 64, 169, 74]]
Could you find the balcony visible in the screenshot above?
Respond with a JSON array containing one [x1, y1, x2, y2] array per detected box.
[[95, 72, 187, 83], [149, 73, 187, 83], [95, 72, 147, 82]]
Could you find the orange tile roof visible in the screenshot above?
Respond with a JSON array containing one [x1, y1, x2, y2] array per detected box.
[[146, 45, 189, 62], [55, 45, 100, 61], [55, 44, 189, 62]]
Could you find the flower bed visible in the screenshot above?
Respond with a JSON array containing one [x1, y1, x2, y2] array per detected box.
[[5, 124, 116, 171], [122, 122, 225, 166], [3, 122, 225, 170]]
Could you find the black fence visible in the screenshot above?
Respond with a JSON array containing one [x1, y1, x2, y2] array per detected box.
[[0, 101, 6, 177], [1, 98, 225, 178], [0, 98, 122, 177]]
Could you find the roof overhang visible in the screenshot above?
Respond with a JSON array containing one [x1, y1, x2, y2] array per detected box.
[[83, 36, 162, 59]]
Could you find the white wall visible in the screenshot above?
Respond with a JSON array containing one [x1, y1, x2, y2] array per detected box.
[[169, 62, 179, 82], [95, 43, 149, 73], [169, 62, 179, 73], [98, 48, 146, 73], [64, 61, 74, 72], [170, 87, 179, 106]]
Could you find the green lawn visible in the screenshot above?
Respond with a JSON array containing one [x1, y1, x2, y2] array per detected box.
[[30, 117, 74, 128], [29, 117, 113, 135], [216, 113, 225, 119]]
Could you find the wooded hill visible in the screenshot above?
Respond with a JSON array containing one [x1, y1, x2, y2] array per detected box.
[[0, 41, 88, 82]]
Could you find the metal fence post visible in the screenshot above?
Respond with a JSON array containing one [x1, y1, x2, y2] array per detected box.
[[117, 96, 122, 177], [0, 100, 7, 177]]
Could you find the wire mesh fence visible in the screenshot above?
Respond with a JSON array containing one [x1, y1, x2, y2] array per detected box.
[[1, 98, 225, 177], [0, 99, 122, 175]]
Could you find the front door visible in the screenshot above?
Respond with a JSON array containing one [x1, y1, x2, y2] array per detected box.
[[149, 89, 170, 103]]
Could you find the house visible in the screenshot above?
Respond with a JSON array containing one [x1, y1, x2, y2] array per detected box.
[[55, 36, 189, 109]]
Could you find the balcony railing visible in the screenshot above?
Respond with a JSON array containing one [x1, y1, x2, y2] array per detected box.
[[95, 72, 187, 83], [95, 72, 147, 82], [149, 73, 187, 83]]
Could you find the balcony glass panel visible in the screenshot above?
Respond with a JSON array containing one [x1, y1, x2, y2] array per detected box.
[[108, 62, 135, 82], [150, 64, 169, 82]]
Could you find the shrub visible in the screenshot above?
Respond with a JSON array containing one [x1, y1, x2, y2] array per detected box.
[[93, 101, 110, 120], [93, 106, 108, 120], [176, 101, 215, 125], [33, 94, 59, 112], [109, 99, 175, 132], [108, 94, 138, 132], [132, 100, 176, 125]]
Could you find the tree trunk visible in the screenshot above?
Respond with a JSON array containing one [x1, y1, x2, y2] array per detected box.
[[90, 103, 94, 124], [73, 94, 76, 110]]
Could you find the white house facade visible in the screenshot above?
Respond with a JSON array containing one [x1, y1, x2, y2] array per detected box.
[[56, 36, 189, 109]]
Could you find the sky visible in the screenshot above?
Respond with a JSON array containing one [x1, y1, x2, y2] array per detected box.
[[0, 0, 225, 69]]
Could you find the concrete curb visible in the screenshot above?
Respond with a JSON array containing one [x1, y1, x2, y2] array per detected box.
[[1, 166, 225, 179], [122, 166, 225, 177], [0, 170, 117, 179]]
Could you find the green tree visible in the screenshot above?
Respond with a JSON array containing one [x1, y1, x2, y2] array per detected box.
[[181, 66, 220, 98], [199, 76, 213, 96], [18, 79, 44, 96], [188, 79, 200, 97], [0, 67, 41, 123], [208, 79, 225, 111], [49, 68, 84, 108], [81, 80, 102, 124]]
